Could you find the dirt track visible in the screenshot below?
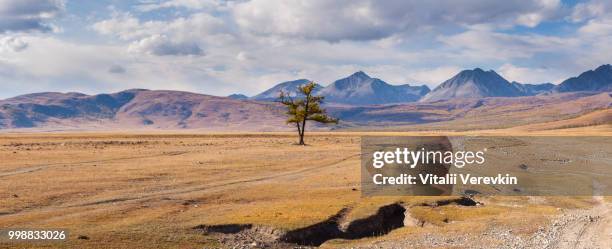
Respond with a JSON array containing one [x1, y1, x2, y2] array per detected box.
[[550, 197, 612, 249]]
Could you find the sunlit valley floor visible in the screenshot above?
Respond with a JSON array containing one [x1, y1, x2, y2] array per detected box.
[[0, 127, 611, 248]]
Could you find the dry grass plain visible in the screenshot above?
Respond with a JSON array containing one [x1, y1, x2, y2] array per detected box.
[[0, 126, 610, 248]]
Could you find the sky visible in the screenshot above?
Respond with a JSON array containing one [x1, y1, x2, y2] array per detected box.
[[1, 0, 612, 98]]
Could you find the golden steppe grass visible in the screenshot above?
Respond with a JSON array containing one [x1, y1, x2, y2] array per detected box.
[[0, 126, 610, 248]]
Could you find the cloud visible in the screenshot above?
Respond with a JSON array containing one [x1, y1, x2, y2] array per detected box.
[[233, 0, 563, 42], [0, 36, 213, 98], [0, 0, 64, 33], [128, 34, 204, 56], [572, 1, 612, 37], [497, 63, 562, 83], [92, 12, 149, 40], [514, 0, 563, 27], [135, 0, 228, 12], [406, 66, 462, 86], [108, 64, 126, 74], [0, 36, 28, 52], [439, 29, 576, 61], [92, 11, 226, 57], [570, 0, 612, 22], [579, 18, 612, 37], [92, 11, 226, 41], [236, 51, 253, 61]]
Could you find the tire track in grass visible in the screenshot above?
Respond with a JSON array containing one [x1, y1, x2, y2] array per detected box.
[[0, 151, 189, 178], [0, 153, 360, 221]]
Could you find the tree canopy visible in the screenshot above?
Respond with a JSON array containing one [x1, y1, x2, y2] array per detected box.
[[278, 82, 338, 145]]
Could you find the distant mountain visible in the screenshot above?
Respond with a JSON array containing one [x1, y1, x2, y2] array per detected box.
[[330, 92, 611, 130], [420, 68, 522, 102], [317, 71, 430, 105], [251, 79, 321, 101], [0, 90, 139, 127], [511, 82, 555, 96], [396, 84, 431, 97], [0, 90, 286, 130], [2, 65, 611, 131], [251, 73, 429, 105], [1, 89, 609, 131], [554, 64, 612, 92], [227, 93, 248, 100]]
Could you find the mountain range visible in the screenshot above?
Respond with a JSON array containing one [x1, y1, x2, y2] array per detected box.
[[250, 73, 429, 105], [227, 93, 248, 100], [247, 64, 612, 104], [251, 79, 323, 101], [419, 68, 522, 102], [0, 89, 286, 130], [511, 82, 555, 96], [0, 64, 610, 130], [554, 64, 612, 92], [317, 71, 429, 105]]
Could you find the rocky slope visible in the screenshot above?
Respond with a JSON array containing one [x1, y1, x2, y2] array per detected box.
[[251, 79, 322, 101], [252, 72, 429, 105], [0, 89, 287, 130], [420, 68, 522, 102], [554, 64, 612, 92], [317, 71, 429, 105], [227, 94, 248, 100], [247, 64, 612, 104], [510, 82, 555, 96], [330, 92, 611, 130]]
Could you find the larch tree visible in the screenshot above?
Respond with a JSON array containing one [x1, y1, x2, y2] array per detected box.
[[278, 82, 338, 145]]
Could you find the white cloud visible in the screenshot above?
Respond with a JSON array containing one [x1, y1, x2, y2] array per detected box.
[[135, 0, 229, 12], [236, 51, 253, 61], [570, 0, 612, 22], [406, 66, 463, 86], [92, 11, 227, 57], [0, 36, 28, 52], [0, 0, 64, 33], [516, 13, 546, 28], [92, 12, 149, 40], [515, 0, 563, 27], [498, 63, 562, 83], [128, 34, 204, 56], [439, 29, 576, 61], [92, 11, 226, 41], [579, 18, 612, 37], [233, 0, 563, 42]]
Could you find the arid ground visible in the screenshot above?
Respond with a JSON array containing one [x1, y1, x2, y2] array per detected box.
[[1, 126, 611, 248]]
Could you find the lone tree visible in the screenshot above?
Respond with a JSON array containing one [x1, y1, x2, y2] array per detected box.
[[278, 82, 338, 145]]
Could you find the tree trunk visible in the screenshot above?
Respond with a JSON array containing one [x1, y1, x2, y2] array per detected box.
[[296, 122, 303, 145], [300, 95, 310, 145], [299, 118, 307, 145]]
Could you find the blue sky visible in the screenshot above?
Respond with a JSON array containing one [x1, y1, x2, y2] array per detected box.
[[1, 0, 611, 98]]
